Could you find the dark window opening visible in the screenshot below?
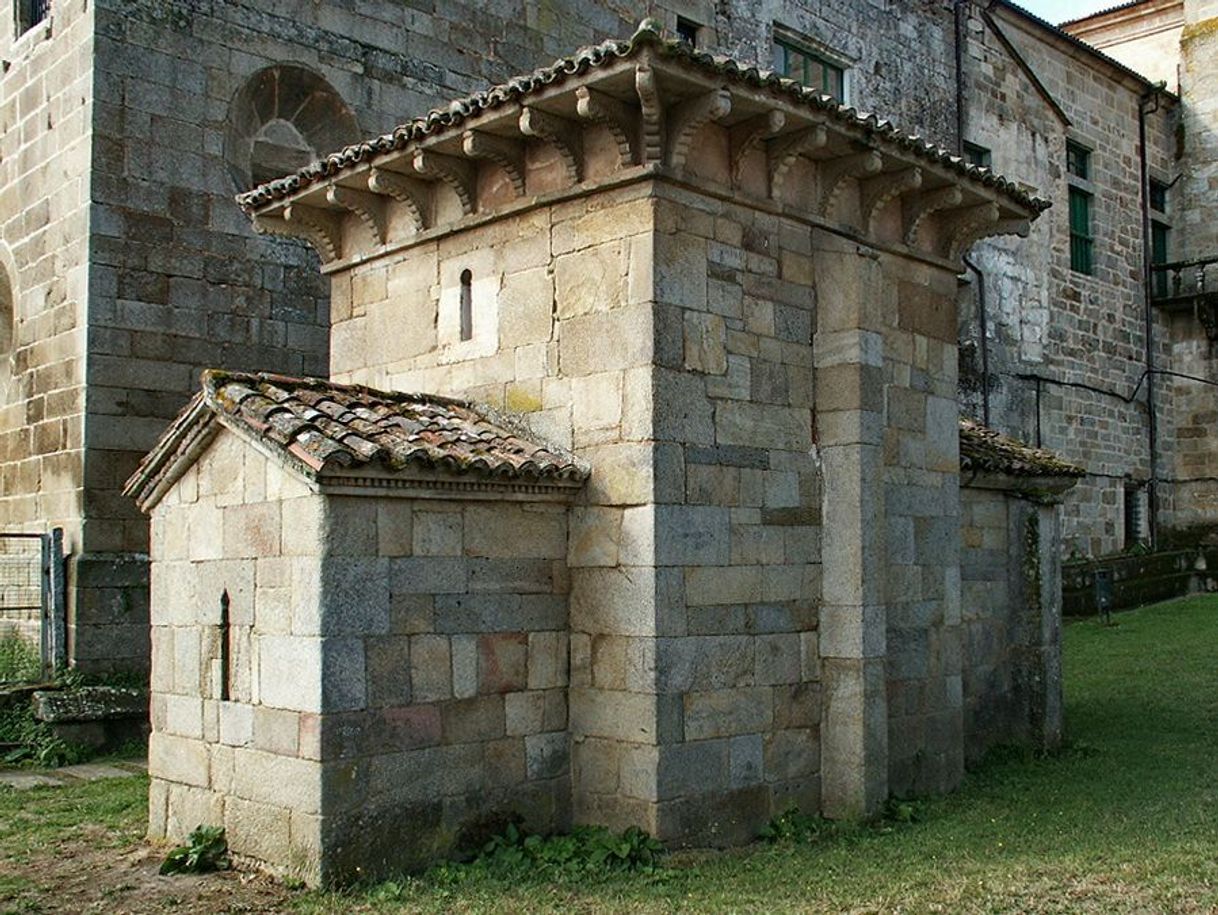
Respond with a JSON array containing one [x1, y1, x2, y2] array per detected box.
[[676, 17, 700, 46], [1149, 178, 1168, 213], [1066, 140, 1091, 180], [459, 269, 473, 342], [1151, 220, 1170, 297], [16, 0, 49, 36], [773, 36, 845, 102], [1123, 484, 1145, 549], [963, 142, 992, 169], [1069, 186, 1094, 276]]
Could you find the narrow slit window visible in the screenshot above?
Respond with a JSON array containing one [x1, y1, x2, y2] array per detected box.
[[16, 0, 50, 37], [1068, 186, 1094, 276], [459, 269, 473, 341], [219, 589, 231, 702]]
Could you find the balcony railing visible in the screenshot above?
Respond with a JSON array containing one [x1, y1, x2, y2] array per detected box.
[[1150, 255, 1218, 341]]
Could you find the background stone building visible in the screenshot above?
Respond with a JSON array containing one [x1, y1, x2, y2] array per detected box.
[[1, 0, 1216, 674]]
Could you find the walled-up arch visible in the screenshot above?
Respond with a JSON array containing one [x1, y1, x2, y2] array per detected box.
[[0, 242, 17, 406], [225, 64, 361, 191]]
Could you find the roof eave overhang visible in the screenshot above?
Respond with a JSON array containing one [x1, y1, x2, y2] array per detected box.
[[240, 25, 1048, 274]]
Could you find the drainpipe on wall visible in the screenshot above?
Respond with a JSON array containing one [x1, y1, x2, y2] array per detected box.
[[1139, 87, 1163, 547], [955, 0, 992, 426]]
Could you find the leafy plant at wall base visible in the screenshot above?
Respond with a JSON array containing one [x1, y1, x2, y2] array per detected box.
[[159, 825, 230, 875], [759, 807, 832, 843], [0, 705, 90, 768], [436, 823, 666, 881]]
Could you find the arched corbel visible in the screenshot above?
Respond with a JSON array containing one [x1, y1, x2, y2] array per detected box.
[[519, 106, 584, 183], [766, 124, 828, 199], [731, 110, 786, 183], [818, 149, 883, 218], [860, 167, 922, 229], [944, 202, 1000, 261], [575, 86, 640, 166], [462, 129, 527, 197], [252, 204, 342, 263], [412, 149, 476, 215], [902, 186, 963, 247], [325, 185, 387, 247], [367, 167, 431, 232], [667, 88, 732, 169], [634, 65, 663, 165]]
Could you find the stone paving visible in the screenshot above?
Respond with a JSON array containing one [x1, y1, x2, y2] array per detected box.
[[0, 759, 146, 790]]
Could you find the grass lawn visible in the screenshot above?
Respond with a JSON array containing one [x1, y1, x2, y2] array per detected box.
[[4, 594, 1218, 914]]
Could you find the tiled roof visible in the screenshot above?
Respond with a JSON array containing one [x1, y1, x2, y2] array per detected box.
[[125, 372, 590, 508], [959, 417, 1085, 478], [236, 20, 1051, 215]]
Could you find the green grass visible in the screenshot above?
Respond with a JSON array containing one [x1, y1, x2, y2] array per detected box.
[[298, 594, 1218, 914], [4, 595, 1218, 914]]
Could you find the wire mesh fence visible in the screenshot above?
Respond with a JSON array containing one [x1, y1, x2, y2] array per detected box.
[[0, 535, 43, 646], [0, 531, 65, 676]]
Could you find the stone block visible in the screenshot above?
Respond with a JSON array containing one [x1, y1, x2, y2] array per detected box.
[[441, 695, 505, 743], [683, 687, 773, 740], [411, 635, 452, 703], [528, 631, 568, 690], [684, 311, 727, 374], [478, 632, 528, 694], [568, 506, 622, 567], [655, 505, 730, 567], [225, 796, 291, 868], [505, 690, 545, 736], [729, 734, 765, 788], [755, 633, 801, 685], [412, 511, 463, 557], [525, 731, 569, 780], [451, 635, 478, 700], [366, 635, 412, 707]]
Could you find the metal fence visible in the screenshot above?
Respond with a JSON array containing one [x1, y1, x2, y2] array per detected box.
[[0, 530, 65, 676]]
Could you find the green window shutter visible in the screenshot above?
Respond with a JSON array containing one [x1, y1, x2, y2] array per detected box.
[[1068, 187, 1093, 275]]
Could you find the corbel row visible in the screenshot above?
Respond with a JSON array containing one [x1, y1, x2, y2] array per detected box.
[[251, 58, 1032, 265]]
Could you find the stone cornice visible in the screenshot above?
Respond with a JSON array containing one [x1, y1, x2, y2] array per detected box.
[[240, 22, 1047, 273]]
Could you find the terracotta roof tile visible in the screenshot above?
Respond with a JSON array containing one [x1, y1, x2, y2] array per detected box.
[[236, 20, 1050, 215], [125, 371, 590, 509], [959, 417, 1085, 478]]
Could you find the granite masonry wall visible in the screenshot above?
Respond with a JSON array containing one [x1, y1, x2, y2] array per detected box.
[[146, 429, 573, 883], [964, 6, 1179, 558], [960, 483, 1063, 764], [5, 0, 1207, 674], [0, 0, 94, 655]]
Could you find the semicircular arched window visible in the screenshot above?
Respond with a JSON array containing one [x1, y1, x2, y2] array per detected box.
[[225, 64, 362, 191]]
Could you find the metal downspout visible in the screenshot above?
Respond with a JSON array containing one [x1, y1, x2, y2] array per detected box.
[[956, 0, 991, 426], [1139, 89, 1162, 546]]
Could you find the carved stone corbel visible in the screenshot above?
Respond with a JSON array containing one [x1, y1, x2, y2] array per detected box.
[[731, 110, 786, 183], [325, 185, 387, 247], [519, 106, 583, 183], [944, 202, 1000, 261], [902, 186, 963, 247], [765, 124, 828, 199], [252, 204, 342, 263], [667, 88, 732, 169], [367, 167, 431, 231], [412, 149, 476, 215], [818, 149, 883, 217], [462, 129, 527, 197], [575, 86, 640, 167], [860, 167, 922, 229], [634, 64, 663, 165]]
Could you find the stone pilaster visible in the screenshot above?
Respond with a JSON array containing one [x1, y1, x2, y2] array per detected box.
[[813, 232, 889, 819]]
